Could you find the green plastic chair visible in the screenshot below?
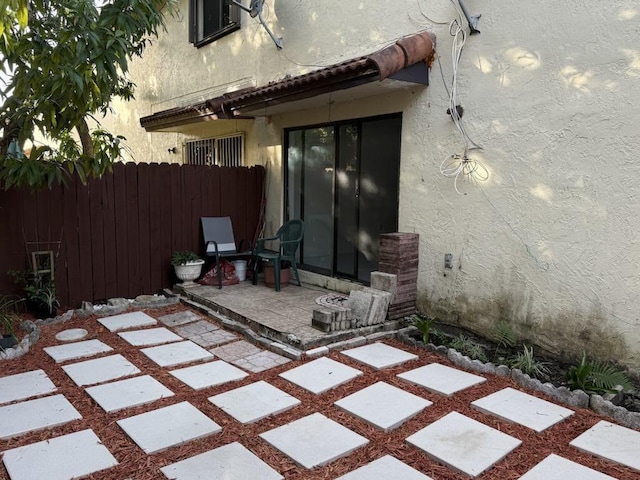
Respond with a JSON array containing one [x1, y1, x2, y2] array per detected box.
[[252, 219, 304, 291]]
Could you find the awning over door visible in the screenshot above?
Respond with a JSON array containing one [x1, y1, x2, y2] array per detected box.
[[140, 30, 436, 132]]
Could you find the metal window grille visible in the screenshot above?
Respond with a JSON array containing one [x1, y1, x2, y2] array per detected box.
[[184, 134, 244, 167]]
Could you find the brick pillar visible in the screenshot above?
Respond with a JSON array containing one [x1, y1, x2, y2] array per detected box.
[[378, 233, 419, 319]]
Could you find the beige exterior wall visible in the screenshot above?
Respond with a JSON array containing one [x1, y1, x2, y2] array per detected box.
[[101, 1, 640, 371]]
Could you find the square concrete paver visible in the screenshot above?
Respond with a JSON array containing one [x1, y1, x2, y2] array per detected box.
[[175, 319, 219, 336], [62, 354, 141, 386], [190, 329, 239, 348], [570, 420, 640, 472], [259, 412, 369, 469], [398, 363, 486, 396], [141, 340, 214, 367], [232, 350, 291, 373], [85, 375, 174, 413], [335, 381, 432, 432], [0, 394, 82, 440], [98, 311, 157, 332], [336, 455, 433, 480], [43, 339, 113, 363], [472, 387, 574, 432], [117, 401, 222, 454], [158, 310, 202, 327], [0, 369, 56, 405], [2, 429, 118, 480], [209, 380, 301, 424], [280, 357, 362, 394], [210, 340, 262, 362], [341, 342, 418, 370], [170, 360, 248, 390], [160, 441, 283, 480], [118, 327, 183, 346], [520, 454, 616, 480], [406, 411, 522, 477]]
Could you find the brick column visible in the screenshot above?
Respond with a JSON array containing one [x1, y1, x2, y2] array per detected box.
[[378, 233, 419, 319]]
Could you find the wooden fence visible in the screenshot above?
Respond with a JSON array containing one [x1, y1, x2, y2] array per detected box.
[[0, 162, 265, 308]]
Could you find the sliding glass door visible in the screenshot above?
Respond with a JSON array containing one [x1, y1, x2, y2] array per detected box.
[[286, 114, 401, 283]]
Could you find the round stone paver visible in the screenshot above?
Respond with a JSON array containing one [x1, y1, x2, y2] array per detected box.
[[55, 329, 89, 342]]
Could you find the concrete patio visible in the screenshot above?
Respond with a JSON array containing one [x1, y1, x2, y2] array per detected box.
[[175, 278, 405, 352]]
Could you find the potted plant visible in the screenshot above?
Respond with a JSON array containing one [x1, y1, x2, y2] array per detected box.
[[171, 250, 205, 284], [263, 260, 290, 288], [0, 295, 19, 350]]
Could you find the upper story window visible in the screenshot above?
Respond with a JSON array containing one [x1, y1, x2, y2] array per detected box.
[[189, 0, 240, 47]]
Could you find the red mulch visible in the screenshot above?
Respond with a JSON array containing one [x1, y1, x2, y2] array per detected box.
[[0, 304, 637, 479]]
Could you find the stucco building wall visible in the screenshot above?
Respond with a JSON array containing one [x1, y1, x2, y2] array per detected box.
[[101, 1, 640, 370]]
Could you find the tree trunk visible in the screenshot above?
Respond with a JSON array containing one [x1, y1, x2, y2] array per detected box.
[[76, 118, 94, 157]]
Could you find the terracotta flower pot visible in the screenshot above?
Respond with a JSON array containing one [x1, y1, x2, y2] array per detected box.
[[264, 264, 290, 288]]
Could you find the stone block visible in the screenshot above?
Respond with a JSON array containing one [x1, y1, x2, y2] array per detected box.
[[370, 272, 397, 303], [328, 336, 367, 351], [312, 309, 334, 332], [305, 346, 330, 358]]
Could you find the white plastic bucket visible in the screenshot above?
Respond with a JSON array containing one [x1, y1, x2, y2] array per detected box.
[[232, 260, 247, 281]]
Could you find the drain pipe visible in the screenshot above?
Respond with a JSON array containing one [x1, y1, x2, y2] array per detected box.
[[457, 0, 481, 34]]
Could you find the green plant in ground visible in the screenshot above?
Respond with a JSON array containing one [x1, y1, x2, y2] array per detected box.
[[567, 352, 633, 395], [413, 316, 434, 344], [450, 334, 488, 362], [171, 251, 202, 266], [9, 270, 60, 317], [492, 320, 517, 350], [0, 295, 20, 337], [510, 344, 550, 379]]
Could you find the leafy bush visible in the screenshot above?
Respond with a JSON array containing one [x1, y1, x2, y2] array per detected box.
[[0, 295, 20, 336], [450, 334, 488, 362], [492, 320, 517, 350], [567, 352, 633, 394], [413, 316, 434, 344], [510, 345, 550, 379]]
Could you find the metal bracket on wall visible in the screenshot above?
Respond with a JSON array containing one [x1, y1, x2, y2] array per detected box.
[[457, 0, 481, 34]]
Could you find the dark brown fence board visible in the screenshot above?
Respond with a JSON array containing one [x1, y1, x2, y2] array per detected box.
[[113, 164, 130, 298], [124, 163, 141, 298], [0, 163, 264, 307], [62, 181, 81, 307], [75, 180, 94, 306], [137, 163, 152, 296], [102, 171, 118, 299]]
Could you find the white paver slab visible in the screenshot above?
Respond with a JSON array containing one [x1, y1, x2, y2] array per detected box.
[[335, 381, 432, 432], [570, 420, 640, 472], [97, 311, 157, 331], [117, 401, 222, 454], [259, 412, 369, 469], [62, 354, 141, 386], [520, 454, 616, 480], [341, 342, 418, 369], [86, 375, 174, 413], [397, 363, 486, 396], [0, 369, 56, 405], [406, 411, 521, 477], [118, 327, 183, 346], [336, 455, 433, 480], [209, 380, 301, 424], [472, 387, 574, 432], [0, 394, 82, 440], [2, 429, 118, 480], [279, 357, 362, 394], [44, 339, 113, 363], [55, 328, 88, 341], [141, 340, 214, 367], [160, 441, 283, 480], [170, 360, 248, 390], [158, 310, 202, 327]]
